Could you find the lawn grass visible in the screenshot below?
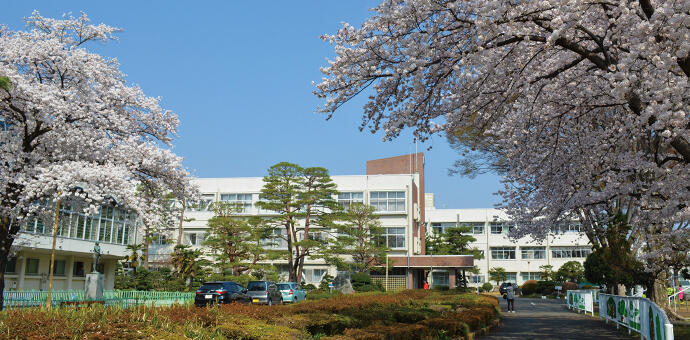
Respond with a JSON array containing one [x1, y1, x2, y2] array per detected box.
[[0, 290, 499, 339]]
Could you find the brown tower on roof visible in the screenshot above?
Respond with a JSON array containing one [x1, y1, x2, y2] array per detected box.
[[366, 153, 426, 254]]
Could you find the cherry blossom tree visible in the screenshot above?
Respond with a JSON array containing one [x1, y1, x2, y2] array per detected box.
[[316, 0, 688, 308], [0, 12, 193, 309]]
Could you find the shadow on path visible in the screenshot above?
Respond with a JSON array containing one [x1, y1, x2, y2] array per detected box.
[[478, 297, 632, 340]]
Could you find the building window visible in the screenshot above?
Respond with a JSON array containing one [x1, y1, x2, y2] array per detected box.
[[189, 194, 215, 211], [73, 261, 85, 277], [370, 191, 405, 212], [505, 272, 517, 283], [521, 247, 546, 259], [468, 275, 485, 284], [53, 260, 66, 276], [337, 192, 363, 208], [471, 223, 485, 234], [432, 271, 449, 286], [5, 257, 16, 274], [303, 268, 327, 283], [185, 232, 205, 246], [262, 229, 287, 250], [26, 258, 39, 275], [490, 223, 505, 234], [378, 227, 406, 249], [151, 233, 169, 246], [520, 272, 541, 282], [490, 247, 516, 260], [551, 247, 591, 258], [220, 193, 253, 212], [431, 223, 443, 235]]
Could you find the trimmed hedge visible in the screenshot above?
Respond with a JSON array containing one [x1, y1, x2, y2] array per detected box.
[[521, 280, 538, 295]]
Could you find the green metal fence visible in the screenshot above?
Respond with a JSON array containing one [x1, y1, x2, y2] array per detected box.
[[2, 290, 194, 309]]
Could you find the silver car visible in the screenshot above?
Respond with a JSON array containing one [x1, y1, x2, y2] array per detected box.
[[246, 281, 282, 306]]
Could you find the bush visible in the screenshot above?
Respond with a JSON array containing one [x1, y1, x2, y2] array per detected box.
[[521, 280, 538, 295], [536, 281, 555, 294], [303, 283, 317, 291], [351, 272, 372, 289], [562, 281, 578, 294], [482, 282, 493, 292], [356, 284, 382, 292], [581, 284, 594, 289]]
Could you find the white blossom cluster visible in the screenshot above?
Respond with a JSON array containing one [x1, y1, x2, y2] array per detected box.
[[0, 12, 194, 242], [315, 0, 689, 268]]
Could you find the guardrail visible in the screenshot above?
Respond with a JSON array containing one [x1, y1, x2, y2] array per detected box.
[[2, 289, 194, 309], [566, 289, 596, 316], [599, 293, 674, 340]]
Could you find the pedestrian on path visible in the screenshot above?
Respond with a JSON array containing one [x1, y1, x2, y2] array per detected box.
[[506, 283, 515, 313]]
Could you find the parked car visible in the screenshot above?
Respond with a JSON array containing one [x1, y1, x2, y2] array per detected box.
[[246, 281, 282, 305], [277, 282, 306, 303], [195, 281, 250, 307]]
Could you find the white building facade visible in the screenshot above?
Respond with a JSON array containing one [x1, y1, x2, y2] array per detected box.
[[425, 193, 591, 286], [5, 204, 138, 291]]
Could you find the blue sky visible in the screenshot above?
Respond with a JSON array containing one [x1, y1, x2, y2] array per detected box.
[[2, 1, 503, 209]]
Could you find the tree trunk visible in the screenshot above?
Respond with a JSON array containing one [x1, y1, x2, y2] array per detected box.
[[177, 198, 185, 245], [286, 222, 296, 282], [0, 216, 18, 311]]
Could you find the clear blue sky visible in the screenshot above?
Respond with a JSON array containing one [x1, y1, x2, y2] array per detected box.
[[2, 1, 503, 209]]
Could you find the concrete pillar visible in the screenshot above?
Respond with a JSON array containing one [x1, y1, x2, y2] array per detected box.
[[104, 259, 115, 290], [16, 254, 26, 289], [407, 268, 414, 289], [448, 268, 456, 288], [66, 256, 74, 290]]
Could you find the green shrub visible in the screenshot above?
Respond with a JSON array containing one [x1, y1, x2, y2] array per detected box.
[[581, 284, 594, 289], [482, 282, 493, 292], [432, 285, 450, 291], [536, 281, 555, 294], [562, 281, 578, 294], [307, 289, 342, 300], [303, 283, 317, 291], [351, 272, 372, 289], [521, 280, 538, 295], [356, 284, 382, 292]]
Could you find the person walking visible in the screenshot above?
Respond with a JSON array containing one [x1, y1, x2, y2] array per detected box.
[[506, 282, 515, 313]]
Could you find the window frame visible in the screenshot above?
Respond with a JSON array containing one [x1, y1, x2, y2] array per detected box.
[[490, 246, 516, 260]]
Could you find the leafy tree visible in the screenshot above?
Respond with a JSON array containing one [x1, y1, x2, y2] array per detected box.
[[555, 261, 585, 283], [170, 244, 210, 291], [584, 246, 645, 295], [324, 203, 387, 273], [204, 201, 280, 277], [256, 163, 338, 282], [0, 13, 189, 309], [538, 265, 555, 282], [315, 0, 690, 309], [125, 244, 146, 288], [489, 267, 507, 287], [426, 224, 484, 288]]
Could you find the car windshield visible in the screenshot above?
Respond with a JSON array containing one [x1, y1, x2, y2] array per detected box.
[[200, 283, 223, 291], [277, 284, 291, 290], [247, 282, 266, 291]]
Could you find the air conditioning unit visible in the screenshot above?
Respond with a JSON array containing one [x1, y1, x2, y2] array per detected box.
[[413, 203, 420, 221], [414, 237, 421, 254]]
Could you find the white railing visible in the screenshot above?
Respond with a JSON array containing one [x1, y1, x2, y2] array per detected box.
[[667, 285, 689, 314], [599, 293, 674, 340], [566, 289, 596, 316]]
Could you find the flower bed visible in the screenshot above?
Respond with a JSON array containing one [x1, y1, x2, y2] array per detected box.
[[0, 290, 499, 339]]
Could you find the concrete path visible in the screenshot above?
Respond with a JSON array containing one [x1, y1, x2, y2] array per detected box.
[[478, 298, 632, 340]]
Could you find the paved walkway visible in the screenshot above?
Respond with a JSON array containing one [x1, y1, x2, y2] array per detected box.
[[478, 298, 632, 340]]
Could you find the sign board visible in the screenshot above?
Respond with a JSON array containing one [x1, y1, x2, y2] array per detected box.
[[598, 293, 674, 340]]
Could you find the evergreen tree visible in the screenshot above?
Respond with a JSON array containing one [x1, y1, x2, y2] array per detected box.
[[325, 203, 388, 273], [489, 267, 508, 286], [256, 163, 338, 282], [204, 201, 280, 277]]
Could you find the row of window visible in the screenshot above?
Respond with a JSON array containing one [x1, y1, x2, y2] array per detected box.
[[5, 258, 90, 277], [19, 203, 136, 245], [431, 222, 582, 235], [467, 272, 543, 284], [261, 227, 408, 250], [189, 191, 408, 213], [490, 247, 591, 260]]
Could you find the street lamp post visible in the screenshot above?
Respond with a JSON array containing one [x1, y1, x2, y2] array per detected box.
[[528, 261, 531, 281], [429, 246, 433, 289]]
